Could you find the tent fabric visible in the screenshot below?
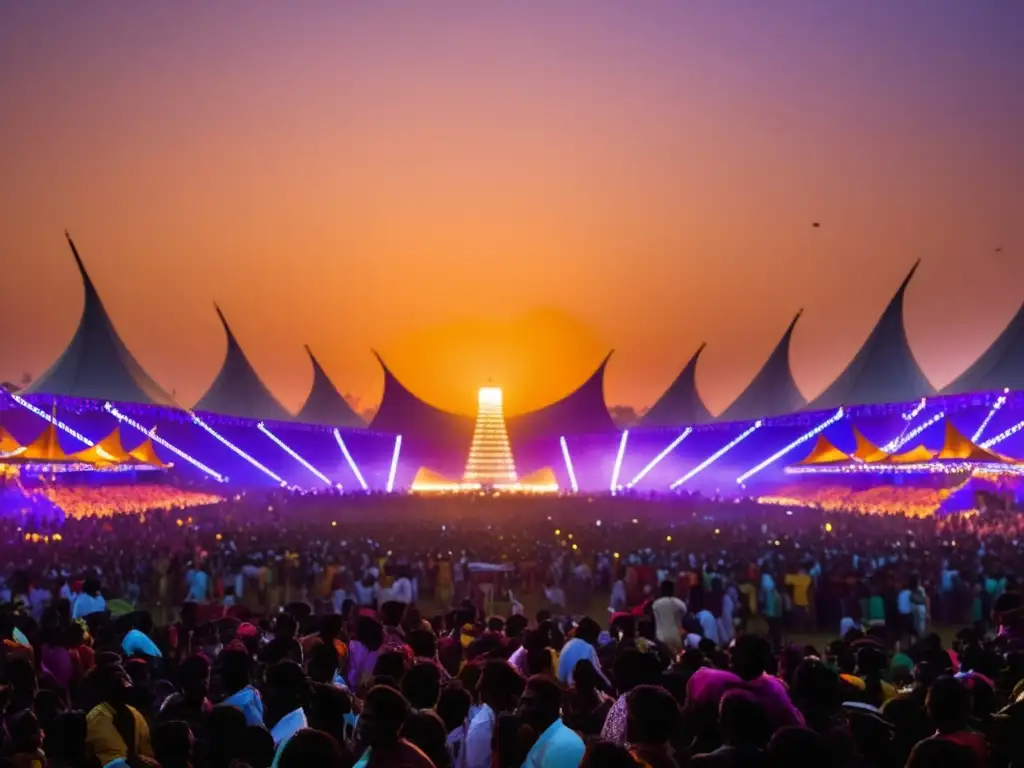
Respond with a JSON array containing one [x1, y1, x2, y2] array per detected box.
[[21, 423, 69, 461], [717, 311, 807, 423], [295, 346, 365, 428], [0, 426, 22, 455], [23, 233, 177, 407], [640, 343, 715, 427], [370, 352, 616, 447], [69, 427, 130, 465], [807, 262, 935, 411], [799, 434, 850, 465], [943, 302, 1024, 395], [129, 437, 167, 468], [935, 421, 1013, 463], [887, 444, 936, 464], [517, 466, 558, 488], [368, 352, 475, 448], [851, 427, 889, 463], [193, 306, 292, 422], [506, 353, 617, 443]]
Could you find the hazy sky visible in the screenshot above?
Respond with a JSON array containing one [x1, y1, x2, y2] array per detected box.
[[1, 1, 1022, 417]]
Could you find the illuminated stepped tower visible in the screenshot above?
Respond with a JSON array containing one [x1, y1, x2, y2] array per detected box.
[[463, 386, 518, 486]]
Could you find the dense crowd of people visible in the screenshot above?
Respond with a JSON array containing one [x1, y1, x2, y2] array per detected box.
[[2, 489, 1024, 766]]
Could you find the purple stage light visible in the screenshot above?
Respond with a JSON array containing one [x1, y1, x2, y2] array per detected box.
[[12, 394, 93, 446], [626, 428, 691, 489], [333, 429, 368, 491], [104, 403, 225, 482], [736, 408, 844, 486], [671, 421, 761, 489], [191, 413, 285, 485], [559, 436, 579, 494], [973, 389, 1009, 443], [386, 435, 402, 493], [610, 430, 629, 495], [258, 422, 334, 487], [982, 418, 1024, 449]]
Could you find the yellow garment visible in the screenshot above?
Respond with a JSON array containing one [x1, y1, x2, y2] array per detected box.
[[739, 583, 758, 616], [85, 703, 154, 766], [840, 674, 897, 703], [785, 573, 812, 608]]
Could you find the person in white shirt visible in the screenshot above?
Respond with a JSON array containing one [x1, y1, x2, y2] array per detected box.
[[651, 580, 687, 654], [354, 573, 380, 607], [391, 568, 414, 605], [464, 661, 525, 768]]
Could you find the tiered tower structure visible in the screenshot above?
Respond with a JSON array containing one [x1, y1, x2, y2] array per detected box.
[[463, 386, 518, 485]]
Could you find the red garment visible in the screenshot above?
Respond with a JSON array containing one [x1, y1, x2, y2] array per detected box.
[[936, 731, 987, 767]]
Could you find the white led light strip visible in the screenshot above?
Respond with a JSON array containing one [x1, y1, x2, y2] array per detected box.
[[982, 419, 1024, 449], [610, 430, 629, 494], [627, 428, 691, 489], [258, 422, 334, 487], [104, 403, 224, 482], [191, 413, 285, 485], [882, 411, 945, 453], [12, 394, 94, 446], [736, 409, 844, 486], [973, 392, 1008, 443], [386, 435, 402, 493], [559, 436, 579, 493], [672, 421, 762, 489], [333, 429, 368, 491]]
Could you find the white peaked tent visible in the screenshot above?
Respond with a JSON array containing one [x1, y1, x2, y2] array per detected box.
[[193, 305, 292, 421], [807, 261, 935, 411], [717, 311, 807, 422], [295, 346, 365, 427], [24, 233, 176, 406]]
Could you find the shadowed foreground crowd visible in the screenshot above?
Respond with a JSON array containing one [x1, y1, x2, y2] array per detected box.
[[3, 492, 1024, 767]]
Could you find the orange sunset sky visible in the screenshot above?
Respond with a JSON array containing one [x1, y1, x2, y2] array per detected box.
[[1, 2, 1022, 418]]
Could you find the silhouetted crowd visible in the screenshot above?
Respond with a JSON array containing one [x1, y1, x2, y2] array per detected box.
[[3, 490, 1024, 766]]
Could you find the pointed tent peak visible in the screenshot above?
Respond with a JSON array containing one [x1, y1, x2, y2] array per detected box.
[[888, 444, 936, 463], [0, 426, 23, 455], [304, 345, 327, 373], [935, 420, 1008, 462], [798, 434, 850, 465], [63, 231, 102, 306], [24, 233, 177, 406], [64, 230, 88, 274], [70, 427, 130, 465], [129, 437, 168, 468], [22, 423, 69, 462], [193, 305, 292, 421], [640, 342, 715, 427], [806, 261, 934, 411], [213, 303, 235, 335], [717, 311, 807, 422], [851, 426, 888, 463], [898, 259, 922, 293], [371, 349, 393, 376], [943, 300, 1024, 395], [295, 345, 365, 428]]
